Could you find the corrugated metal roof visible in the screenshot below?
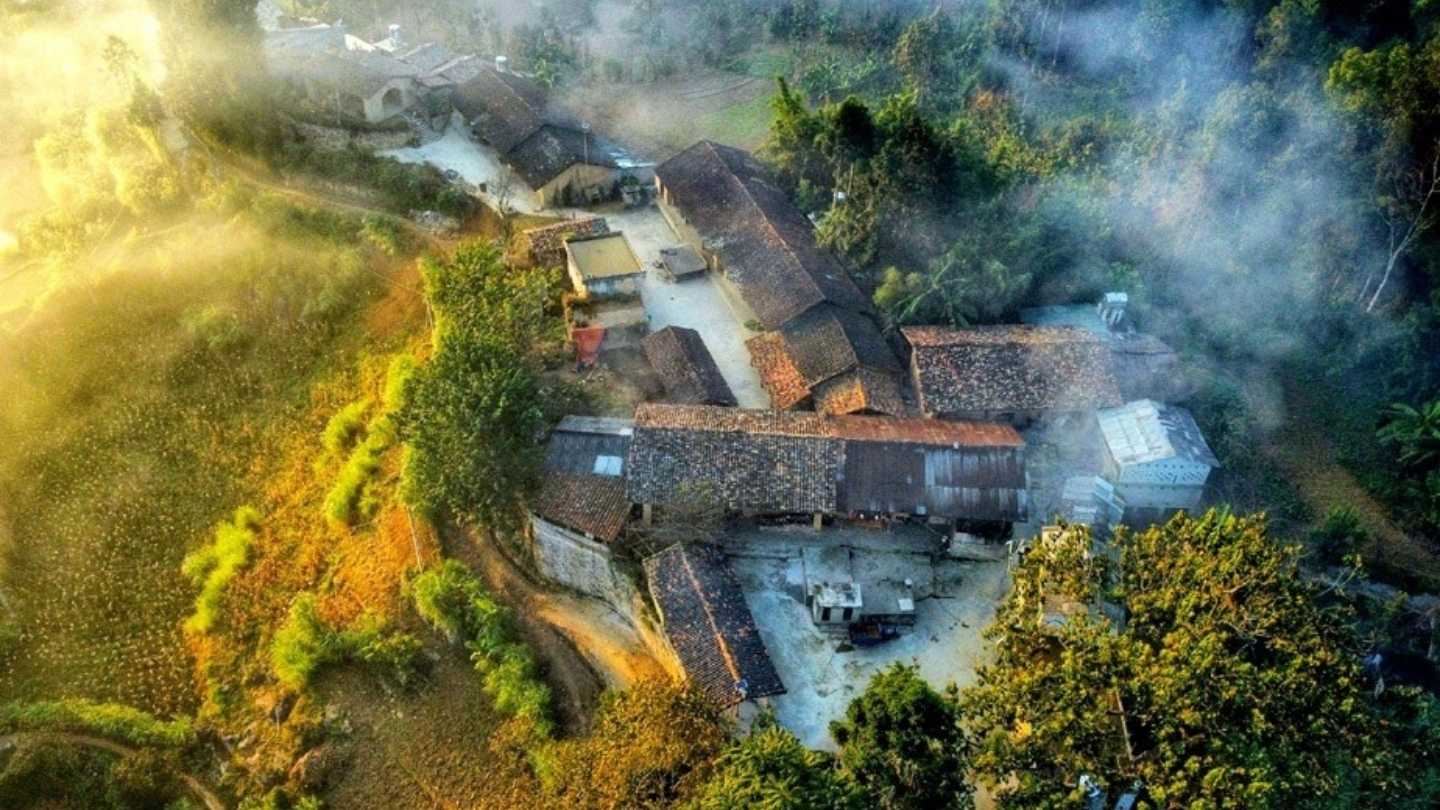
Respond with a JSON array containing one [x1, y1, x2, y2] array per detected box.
[[1097, 400, 1219, 468]]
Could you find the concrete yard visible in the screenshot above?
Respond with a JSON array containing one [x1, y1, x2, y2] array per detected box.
[[597, 205, 771, 408], [726, 524, 1009, 750], [380, 115, 540, 213]]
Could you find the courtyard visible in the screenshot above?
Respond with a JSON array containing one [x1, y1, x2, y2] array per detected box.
[[725, 523, 1009, 750]]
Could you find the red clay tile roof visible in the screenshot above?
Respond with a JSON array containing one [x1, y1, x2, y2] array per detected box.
[[654, 141, 869, 330], [643, 326, 737, 406], [812, 368, 907, 417], [903, 325, 1122, 417], [747, 332, 811, 409], [632, 403, 1023, 446], [644, 543, 785, 707], [779, 305, 900, 385], [533, 473, 630, 542]]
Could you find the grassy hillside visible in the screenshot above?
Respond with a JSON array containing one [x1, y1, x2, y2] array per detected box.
[[0, 186, 417, 717]]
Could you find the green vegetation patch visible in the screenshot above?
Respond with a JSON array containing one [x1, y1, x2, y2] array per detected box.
[[410, 561, 552, 737], [181, 506, 261, 635], [270, 593, 420, 691], [0, 699, 196, 749]]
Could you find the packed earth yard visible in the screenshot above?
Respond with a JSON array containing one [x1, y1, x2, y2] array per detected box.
[[4, 2, 1440, 810]]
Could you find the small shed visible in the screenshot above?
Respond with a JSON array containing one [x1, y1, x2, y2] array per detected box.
[[658, 246, 707, 281], [1097, 400, 1219, 512], [566, 232, 643, 299], [642, 326, 737, 406]]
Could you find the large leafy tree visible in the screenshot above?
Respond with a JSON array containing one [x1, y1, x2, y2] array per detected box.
[[964, 513, 1437, 809], [397, 241, 563, 530], [831, 664, 974, 810], [689, 717, 863, 810]]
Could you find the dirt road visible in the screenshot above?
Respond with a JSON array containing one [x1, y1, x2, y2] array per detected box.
[[0, 731, 226, 810], [440, 525, 664, 731]]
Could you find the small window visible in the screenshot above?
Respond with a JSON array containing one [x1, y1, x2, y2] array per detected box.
[[842, 607, 853, 622], [821, 607, 832, 622], [593, 455, 623, 476]]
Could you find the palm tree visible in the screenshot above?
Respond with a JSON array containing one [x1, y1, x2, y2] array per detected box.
[[1378, 400, 1440, 469]]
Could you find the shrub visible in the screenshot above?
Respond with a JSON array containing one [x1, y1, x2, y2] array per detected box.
[[361, 215, 409, 256], [270, 594, 334, 690], [270, 594, 421, 691], [409, 561, 553, 736], [1310, 506, 1370, 566], [321, 399, 371, 455], [0, 699, 196, 748], [382, 354, 417, 413], [322, 416, 393, 526], [181, 506, 261, 634]]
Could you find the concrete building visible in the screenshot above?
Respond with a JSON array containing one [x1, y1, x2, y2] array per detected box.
[[1096, 400, 1219, 513], [565, 232, 643, 299]]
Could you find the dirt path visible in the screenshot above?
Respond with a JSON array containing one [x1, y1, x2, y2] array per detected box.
[[441, 527, 664, 715], [1262, 377, 1440, 589], [0, 731, 225, 810]]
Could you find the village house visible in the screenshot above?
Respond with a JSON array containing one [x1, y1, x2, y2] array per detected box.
[[1022, 294, 1191, 402], [528, 416, 636, 607], [642, 326, 738, 407], [903, 324, 1123, 425], [565, 232, 644, 299], [653, 141, 905, 416], [518, 217, 609, 268], [1096, 399, 1219, 515], [643, 542, 786, 712], [453, 67, 652, 208], [263, 24, 423, 124], [625, 403, 1028, 530]]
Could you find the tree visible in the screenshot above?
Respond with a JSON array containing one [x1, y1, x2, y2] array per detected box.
[[964, 514, 1434, 809], [396, 241, 562, 530], [831, 664, 973, 810], [690, 716, 864, 810], [542, 680, 730, 808]]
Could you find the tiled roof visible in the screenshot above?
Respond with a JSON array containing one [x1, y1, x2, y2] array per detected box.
[[779, 304, 900, 386], [453, 67, 572, 153], [903, 325, 1122, 417], [643, 543, 785, 707], [654, 141, 869, 330], [454, 68, 639, 187], [521, 218, 609, 267], [627, 404, 1026, 521], [643, 327, 738, 406], [812, 368, 906, 417], [533, 473, 630, 542], [747, 332, 811, 409]]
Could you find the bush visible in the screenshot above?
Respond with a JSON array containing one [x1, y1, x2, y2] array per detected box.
[[409, 561, 553, 736], [270, 594, 421, 691], [181, 506, 261, 634], [382, 354, 417, 413], [321, 399, 371, 455], [361, 215, 410, 256], [1311, 506, 1370, 566], [0, 699, 196, 748], [322, 415, 394, 526]]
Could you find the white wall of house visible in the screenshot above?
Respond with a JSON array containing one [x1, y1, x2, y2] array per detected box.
[[361, 78, 418, 123], [1105, 455, 1211, 510], [530, 514, 638, 610]]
